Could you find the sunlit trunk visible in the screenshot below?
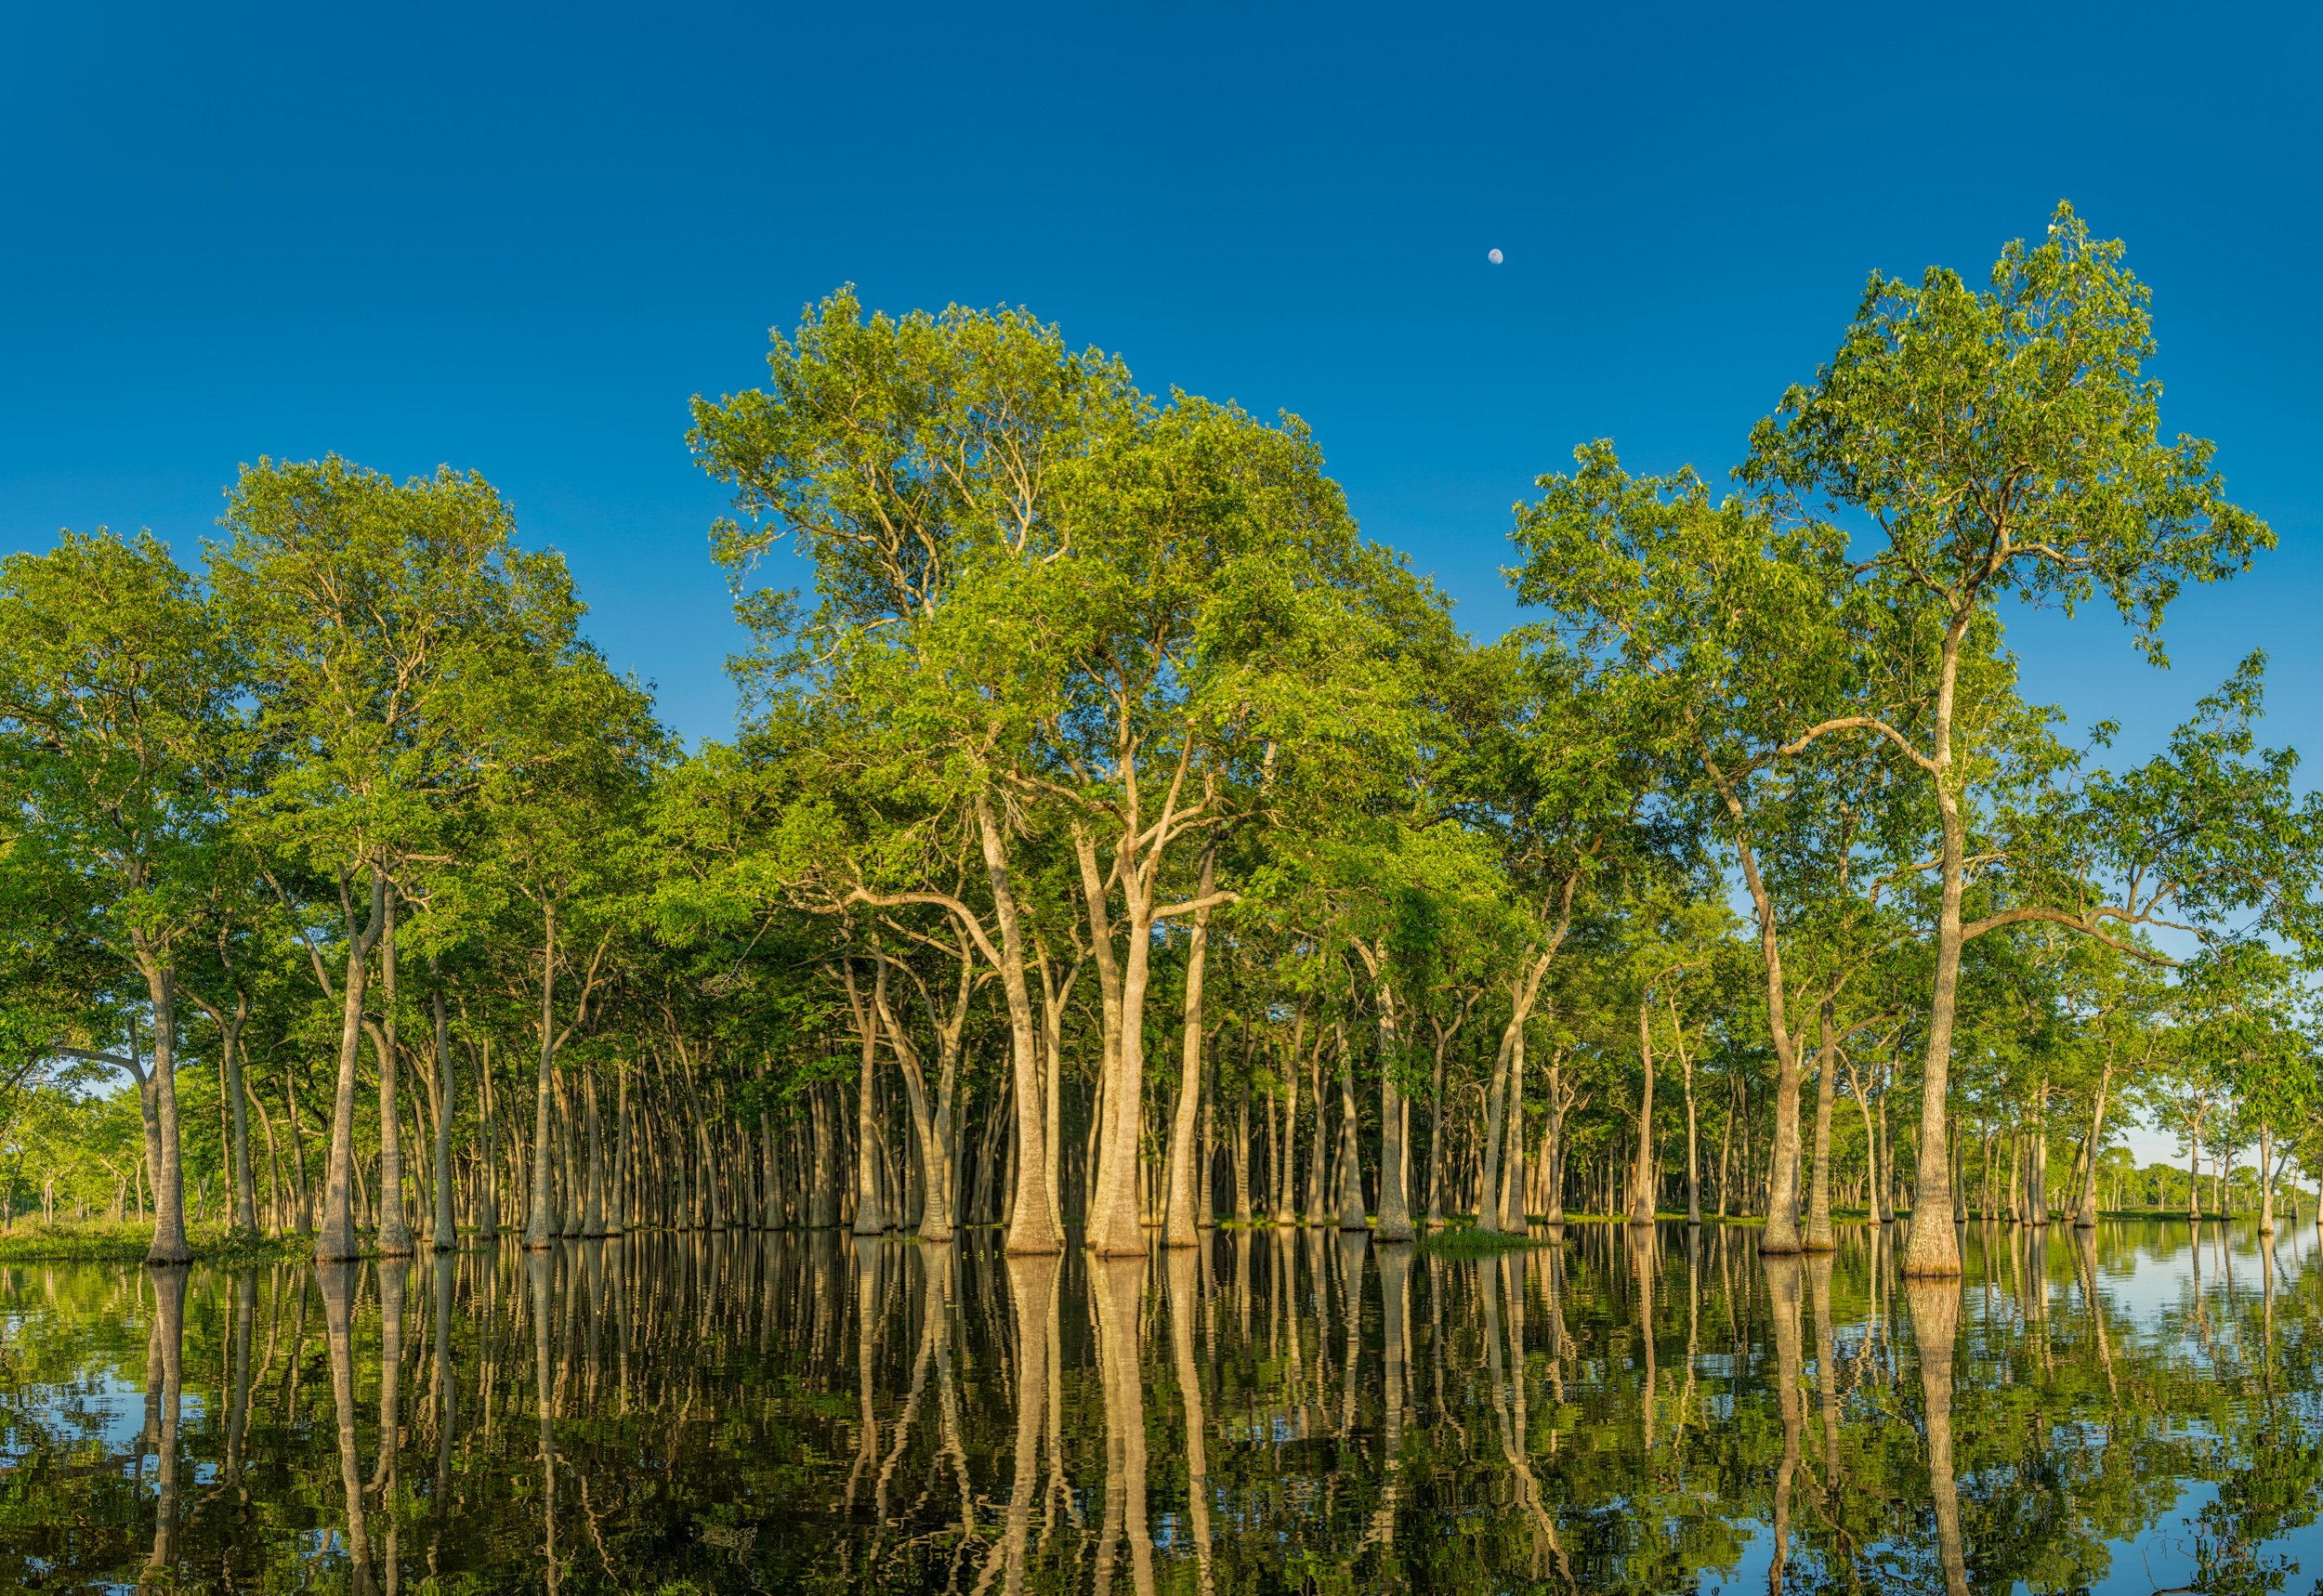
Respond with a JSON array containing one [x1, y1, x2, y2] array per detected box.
[[430, 980, 456, 1249], [2259, 1124, 2277, 1235], [2077, 1063, 2110, 1228], [978, 791, 1064, 1257], [1163, 842, 1216, 1248], [1335, 1028, 1367, 1231], [373, 885, 414, 1259], [1900, 622, 1971, 1279], [1370, 955, 1414, 1243], [319, 869, 387, 1263], [1631, 999, 1658, 1226], [1477, 1013, 1516, 1232], [1498, 1020, 1529, 1232], [137, 959, 193, 1266], [1803, 1001, 1838, 1251]]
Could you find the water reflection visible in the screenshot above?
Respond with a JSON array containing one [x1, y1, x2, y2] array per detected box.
[[0, 1221, 2319, 1593]]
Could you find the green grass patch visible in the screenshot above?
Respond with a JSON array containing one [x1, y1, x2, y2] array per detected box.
[[1418, 1222, 1555, 1257], [0, 1220, 320, 1265]]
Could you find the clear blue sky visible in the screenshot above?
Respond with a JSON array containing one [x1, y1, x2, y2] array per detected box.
[[7, 3, 2318, 758], [7, 3, 2318, 1168]]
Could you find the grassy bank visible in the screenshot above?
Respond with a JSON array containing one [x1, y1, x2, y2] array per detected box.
[[0, 1221, 318, 1266]]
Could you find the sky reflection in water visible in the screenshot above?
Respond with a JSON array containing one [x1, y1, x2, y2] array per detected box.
[[1, 1220, 2319, 1594]]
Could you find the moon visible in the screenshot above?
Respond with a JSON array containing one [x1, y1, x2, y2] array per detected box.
[[1488, 247, 1503, 265]]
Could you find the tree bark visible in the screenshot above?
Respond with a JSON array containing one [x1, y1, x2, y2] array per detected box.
[[1162, 838, 1215, 1248], [1630, 997, 1657, 1226], [523, 901, 560, 1250], [977, 791, 1064, 1256], [429, 973, 456, 1249], [370, 883, 414, 1258], [1803, 999, 1839, 1251], [317, 867, 387, 1263]]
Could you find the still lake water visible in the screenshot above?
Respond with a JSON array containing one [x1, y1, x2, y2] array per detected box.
[[1, 1221, 2318, 1594]]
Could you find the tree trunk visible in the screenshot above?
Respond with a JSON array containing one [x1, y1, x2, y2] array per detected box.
[[1498, 1016, 1529, 1231], [523, 902, 560, 1250], [1274, 1027, 1301, 1224], [1762, 1028, 1805, 1254], [219, 999, 256, 1238], [1898, 619, 1973, 1279], [1162, 840, 1215, 1248], [1803, 1000, 1838, 1251], [476, 1038, 500, 1241], [137, 960, 193, 1266], [317, 867, 387, 1263], [977, 792, 1064, 1256], [2259, 1123, 2276, 1236], [371, 883, 414, 1259], [430, 975, 456, 1249], [1371, 952, 1415, 1243], [2076, 1062, 2110, 1228], [1630, 999, 1657, 1226], [1335, 1027, 1367, 1231], [1683, 1055, 1701, 1226]]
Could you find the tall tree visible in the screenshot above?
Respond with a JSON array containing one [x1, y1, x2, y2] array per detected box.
[[0, 530, 240, 1264]]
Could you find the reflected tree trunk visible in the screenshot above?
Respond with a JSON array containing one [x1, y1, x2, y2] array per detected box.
[[527, 1249, 560, 1596], [1371, 1242, 1411, 1550], [139, 1265, 189, 1591], [983, 1252, 1059, 1595], [377, 1258, 408, 1593], [1765, 1255, 1804, 1595], [1090, 1256, 1153, 1596], [1479, 1250, 1573, 1590], [1166, 1249, 1214, 1590], [1630, 1229, 1658, 1446], [844, 1238, 881, 1513], [320, 1262, 378, 1596], [1907, 1277, 1969, 1596], [223, 1270, 255, 1493], [2070, 1227, 2116, 1399], [1809, 1253, 1842, 1516]]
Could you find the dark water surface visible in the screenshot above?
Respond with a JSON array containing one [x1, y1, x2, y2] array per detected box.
[[3, 1221, 2320, 1593]]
